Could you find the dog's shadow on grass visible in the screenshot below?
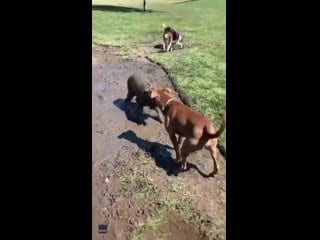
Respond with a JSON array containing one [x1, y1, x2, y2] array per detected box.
[[92, 5, 164, 13], [113, 98, 161, 126], [118, 130, 212, 178], [153, 44, 187, 53], [153, 44, 166, 54], [173, 0, 199, 4]]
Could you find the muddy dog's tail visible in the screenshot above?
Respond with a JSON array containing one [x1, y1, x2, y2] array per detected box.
[[204, 113, 226, 139]]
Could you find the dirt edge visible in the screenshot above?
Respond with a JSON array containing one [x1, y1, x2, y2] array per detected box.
[[145, 55, 193, 108]]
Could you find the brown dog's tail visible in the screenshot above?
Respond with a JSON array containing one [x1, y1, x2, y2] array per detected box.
[[204, 113, 226, 139]]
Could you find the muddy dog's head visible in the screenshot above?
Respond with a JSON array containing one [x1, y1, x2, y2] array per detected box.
[[142, 90, 158, 109]]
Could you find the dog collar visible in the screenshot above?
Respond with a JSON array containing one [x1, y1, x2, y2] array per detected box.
[[163, 98, 174, 110]]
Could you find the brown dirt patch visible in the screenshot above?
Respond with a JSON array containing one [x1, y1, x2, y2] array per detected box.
[[92, 45, 225, 240]]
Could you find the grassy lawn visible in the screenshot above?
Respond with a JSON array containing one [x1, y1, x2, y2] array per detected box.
[[92, 0, 226, 147]]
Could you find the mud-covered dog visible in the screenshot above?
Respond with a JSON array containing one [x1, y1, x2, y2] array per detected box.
[[151, 88, 226, 176], [162, 23, 184, 52], [125, 73, 163, 124]]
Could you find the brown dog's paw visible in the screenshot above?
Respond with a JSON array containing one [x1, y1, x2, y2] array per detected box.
[[180, 162, 187, 171]]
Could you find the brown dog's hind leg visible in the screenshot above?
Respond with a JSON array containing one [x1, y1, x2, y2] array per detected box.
[[207, 145, 219, 177]]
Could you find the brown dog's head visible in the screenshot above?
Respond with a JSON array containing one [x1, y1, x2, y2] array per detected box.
[[151, 87, 173, 110]]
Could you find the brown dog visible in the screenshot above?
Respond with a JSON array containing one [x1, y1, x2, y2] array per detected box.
[[151, 88, 226, 176]]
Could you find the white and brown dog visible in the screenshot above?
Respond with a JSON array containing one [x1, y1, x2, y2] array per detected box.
[[162, 23, 184, 52]]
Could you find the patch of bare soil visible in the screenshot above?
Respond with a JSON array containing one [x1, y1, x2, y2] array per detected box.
[[92, 45, 225, 240]]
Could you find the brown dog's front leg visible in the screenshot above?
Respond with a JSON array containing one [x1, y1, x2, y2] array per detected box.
[[180, 139, 193, 171], [155, 107, 163, 123], [165, 118, 180, 161], [168, 133, 181, 163]]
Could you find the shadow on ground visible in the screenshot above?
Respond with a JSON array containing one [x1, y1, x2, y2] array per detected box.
[[173, 0, 199, 4], [118, 130, 213, 178], [152, 44, 189, 54], [113, 98, 162, 125]]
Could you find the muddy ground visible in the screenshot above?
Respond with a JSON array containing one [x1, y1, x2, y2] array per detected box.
[[92, 45, 226, 240]]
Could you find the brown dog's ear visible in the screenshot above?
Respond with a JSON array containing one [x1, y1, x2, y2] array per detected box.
[[163, 87, 173, 94]]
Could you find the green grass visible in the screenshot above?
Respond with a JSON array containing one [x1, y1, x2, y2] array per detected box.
[[131, 210, 169, 240], [93, 0, 226, 147], [119, 168, 155, 196], [170, 181, 188, 192], [142, 216, 166, 230]]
